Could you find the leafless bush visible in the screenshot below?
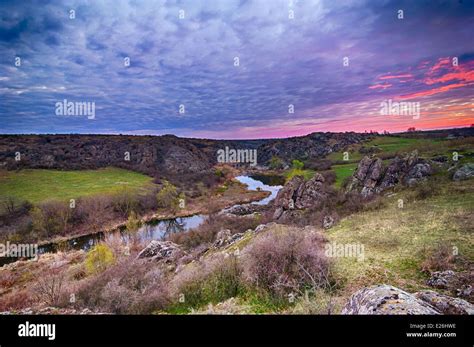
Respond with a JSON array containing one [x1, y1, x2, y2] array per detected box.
[[75, 259, 170, 314], [242, 229, 329, 299], [0, 289, 34, 311], [421, 243, 456, 273], [170, 254, 243, 308], [30, 200, 72, 237], [34, 270, 66, 306]]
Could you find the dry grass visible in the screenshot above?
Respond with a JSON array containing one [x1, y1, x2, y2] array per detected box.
[[326, 179, 474, 307]]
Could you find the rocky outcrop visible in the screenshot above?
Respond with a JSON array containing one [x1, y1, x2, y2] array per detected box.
[[273, 173, 328, 220], [342, 284, 474, 315], [414, 290, 474, 315], [341, 285, 440, 314], [426, 270, 458, 289], [221, 203, 267, 216], [453, 163, 474, 181], [213, 229, 246, 249], [426, 270, 473, 301], [347, 151, 432, 197], [346, 157, 383, 197], [136, 240, 184, 262]]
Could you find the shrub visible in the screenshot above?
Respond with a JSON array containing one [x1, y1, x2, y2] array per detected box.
[[30, 201, 71, 237], [421, 244, 456, 273], [156, 180, 178, 209], [269, 156, 284, 170], [84, 244, 116, 275], [291, 159, 304, 170], [76, 260, 169, 314], [171, 255, 243, 309], [34, 271, 66, 306], [242, 229, 329, 300], [112, 188, 137, 217], [125, 211, 141, 232]]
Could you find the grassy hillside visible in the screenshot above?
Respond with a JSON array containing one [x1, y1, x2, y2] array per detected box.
[[326, 178, 474, 304], [326, 135, 474, 163], [0, 167, 154, 204]]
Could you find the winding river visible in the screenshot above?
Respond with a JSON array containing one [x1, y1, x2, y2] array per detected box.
[[32, 175, 284, 256]]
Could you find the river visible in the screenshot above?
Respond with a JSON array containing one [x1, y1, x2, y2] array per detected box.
[[30, 174, 284, 256]]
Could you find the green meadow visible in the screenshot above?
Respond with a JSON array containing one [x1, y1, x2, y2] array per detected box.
[[0, 167, 154, 204]]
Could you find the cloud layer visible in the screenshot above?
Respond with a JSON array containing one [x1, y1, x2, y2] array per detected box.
[[1, 0, 473, 138]]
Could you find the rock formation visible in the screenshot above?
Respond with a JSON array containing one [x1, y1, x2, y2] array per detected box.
[[136, 240, 184, 262], [453, 163, 474, 181], [273, 173, 328, 220], [341, 284, 473, 315], [346, 150, 432, 197]]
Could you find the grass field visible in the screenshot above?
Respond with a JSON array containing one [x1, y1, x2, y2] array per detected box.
[[326, 178, 474, 301], [0, 167, 154, 204], [332, 163, 358, 188], [327, 136, 440, 162]]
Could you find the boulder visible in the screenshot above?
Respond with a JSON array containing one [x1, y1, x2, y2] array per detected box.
[[453, 163, 474, 181], [341, 285, 439, 314], [221, 203, 266, 216], [414, 290, 474, 315], [136, 240, 184, 262], [273, 174, 328, 220], [426, 270, 457, 289], [404, 162, 432, 186], [213, 229, 247, 249], [322, 215, 335, 229]]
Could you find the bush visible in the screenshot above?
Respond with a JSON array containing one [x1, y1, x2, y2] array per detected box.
[[269, 156, 284, 170], [171, 255, 243, 309], [112, 188, 138, 217], [34, 271, 66, 306], [85, 244, 116, 275], [242, 229, 329, 300], [30, 201, 71, 237], [156, 180, 178, 209], [291, 159, 304, 170], [421, 244, 456, 273], [76, 260, 169, 314], [125, 211, 141, 232]]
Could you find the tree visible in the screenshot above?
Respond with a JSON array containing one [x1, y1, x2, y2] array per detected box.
[[407, 127, 416, 132]]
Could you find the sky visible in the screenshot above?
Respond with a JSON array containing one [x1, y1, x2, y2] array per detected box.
[[0, 0, 473, 139]]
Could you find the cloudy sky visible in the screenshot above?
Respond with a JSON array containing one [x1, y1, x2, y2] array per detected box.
[[1, 0, 473, 139]]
